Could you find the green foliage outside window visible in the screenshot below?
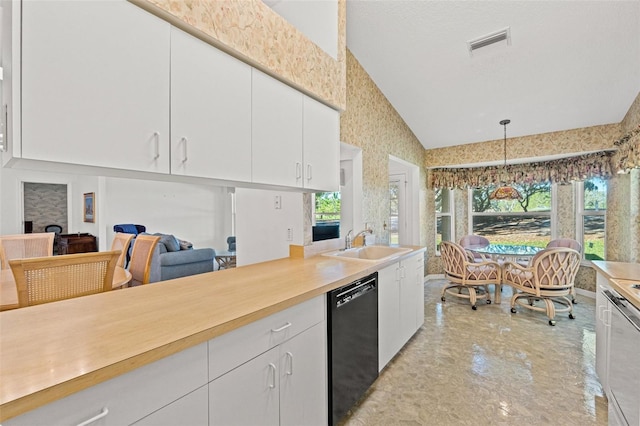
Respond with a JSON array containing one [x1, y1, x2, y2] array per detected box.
[[315, 192, 341, 222]]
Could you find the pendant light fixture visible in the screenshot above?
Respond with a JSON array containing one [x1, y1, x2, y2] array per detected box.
[[489, 119, 523, 200]]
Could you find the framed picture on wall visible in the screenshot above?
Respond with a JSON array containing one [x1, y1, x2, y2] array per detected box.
[[83, 192, 95, 223]]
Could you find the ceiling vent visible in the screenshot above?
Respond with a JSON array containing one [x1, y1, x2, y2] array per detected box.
[[468, 27, 511, 55]]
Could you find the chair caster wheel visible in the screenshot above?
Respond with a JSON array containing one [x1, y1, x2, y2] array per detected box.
[[472, 305, 477, 310], [549, 320, 556, 326], [441, 296, 446, 302], [572, 299, 577, 304], [486, 300, 492, 304], [510, 308, 517, 313], [569, 313, 575, 320]]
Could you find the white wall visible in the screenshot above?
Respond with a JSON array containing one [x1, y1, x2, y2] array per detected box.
[[0, 167, 233, 252], [235, 187, 303, 266]]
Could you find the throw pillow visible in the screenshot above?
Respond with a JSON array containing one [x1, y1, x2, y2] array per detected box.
[[178, 239, 193, 250], [157, 233, 180, 252]]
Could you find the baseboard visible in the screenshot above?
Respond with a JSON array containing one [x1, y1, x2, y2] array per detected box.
[[575, 287, 596, 299], [425, 274, 444, 282]]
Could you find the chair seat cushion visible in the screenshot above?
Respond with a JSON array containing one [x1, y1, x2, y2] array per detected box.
[[504, 269, 535, 288]]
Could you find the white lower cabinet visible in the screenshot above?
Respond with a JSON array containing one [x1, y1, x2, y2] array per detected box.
[[132, 385, 209, 426], [4, 343, 209, 426], [378, 252, 425, 371], [595, 273, 612, 396], [208, 295, 327, 426]]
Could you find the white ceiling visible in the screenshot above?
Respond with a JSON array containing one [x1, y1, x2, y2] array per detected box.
[[346, 0, 640, 150]]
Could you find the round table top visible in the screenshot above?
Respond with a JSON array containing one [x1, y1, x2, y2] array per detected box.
[[472, 244, 543, 256]]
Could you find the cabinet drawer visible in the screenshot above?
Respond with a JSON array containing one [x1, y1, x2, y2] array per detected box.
[[5, 343, 208, 426], [209, 295, 325, 380], [132, 385, 209, 426]]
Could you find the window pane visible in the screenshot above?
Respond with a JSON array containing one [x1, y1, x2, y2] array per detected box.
[[315, 192, 340, 223], [389, 181, 399, 245], [472, 183, 551, 213], [583, 215, 605, 260], [435, 188, 450, 213], [584, 177, 607, 210], [472, 214, 550, 248], [436, 216, 452, 251]]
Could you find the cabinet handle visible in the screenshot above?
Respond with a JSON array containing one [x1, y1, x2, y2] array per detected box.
[[296, 162, 302, 180], [286, 351, 294, 375], [181, 137, 188, 163], [597, 304, 605, 321], [153, 132, 160, 160], [604, 308, 611, 327], [307, 164, 312, 181], [0, 104, 7, 152], [271, 322, 292, 333], [268, 363, 277, 388], [76, 408, 109, 426]]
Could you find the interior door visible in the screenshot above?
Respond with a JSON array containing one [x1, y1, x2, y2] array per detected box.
[[389, 174, 407, 245]]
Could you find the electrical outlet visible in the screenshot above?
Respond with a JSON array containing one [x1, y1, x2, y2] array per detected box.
[[274, 195, 281, 209], [287, 228, 293, 241]]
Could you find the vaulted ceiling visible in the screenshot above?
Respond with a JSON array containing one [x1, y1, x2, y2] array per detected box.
[[346, 1, 640, 150]]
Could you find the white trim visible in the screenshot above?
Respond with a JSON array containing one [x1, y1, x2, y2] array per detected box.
[[426, 274, 445, 281], [575, 287, 596, 299]]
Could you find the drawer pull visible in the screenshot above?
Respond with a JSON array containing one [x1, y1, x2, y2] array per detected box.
[[268, 363, 277, 388], [153, 132, 160, 160], [271, 322, 292, 333], [76, 408, 109, 426], [286, 351, 294, 375]]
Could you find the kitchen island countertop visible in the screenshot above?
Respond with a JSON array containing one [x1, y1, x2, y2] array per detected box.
[[0, 246, 425, 422]]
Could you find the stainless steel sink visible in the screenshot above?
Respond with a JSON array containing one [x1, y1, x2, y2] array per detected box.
[[322, 245, 412, 262]]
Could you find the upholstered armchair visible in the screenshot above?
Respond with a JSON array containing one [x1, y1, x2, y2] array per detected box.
[[440, 241, 501, 310], [503, 247, 581, 326]]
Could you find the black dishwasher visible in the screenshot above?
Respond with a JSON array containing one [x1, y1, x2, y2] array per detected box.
[[327, 272, 378, 426]]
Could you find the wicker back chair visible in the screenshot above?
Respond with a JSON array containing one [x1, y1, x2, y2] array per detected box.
[[9, 251, 121, 307], [0, 233, 55, 270], [459, 234, 491, 262], [111, 233, 135, 268], [546, 238, 582, 303], [128, 235, 160, 286], [503, 247, 581, 326], [440, 241, 501, 310]]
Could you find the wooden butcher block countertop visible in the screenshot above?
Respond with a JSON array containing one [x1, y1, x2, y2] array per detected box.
[[592, 260, 640, 310], [0, 247, 424, 421]]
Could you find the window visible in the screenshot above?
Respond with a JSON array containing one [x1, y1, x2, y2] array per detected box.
[[576, 177, 606, 260], [314, 192, 341, 224], [469, 183, 552, 248], [435, 188, 454, 254]]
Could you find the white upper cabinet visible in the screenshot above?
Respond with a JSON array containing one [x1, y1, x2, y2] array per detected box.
[[252, 69, 304, 188], [20, 0, 171, 172], [303, 96, 339, 192], [170, 29, 252, 182]]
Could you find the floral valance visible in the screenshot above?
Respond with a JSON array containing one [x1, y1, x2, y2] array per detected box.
[[612, 125, 640, 174], [429, 151, 614, 190]]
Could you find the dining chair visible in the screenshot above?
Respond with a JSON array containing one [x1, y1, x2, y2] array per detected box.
[[128, 235, 160, 286], [111, 232, 135, 268], [459, 234, 490, 262], [503, 247, 581, 326], [9, 250, 121, 307], [546, 238, 582, 303], [440, 241, 501, 310], [0, 233, 55, 270]]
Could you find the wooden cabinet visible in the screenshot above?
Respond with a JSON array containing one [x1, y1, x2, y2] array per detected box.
[[208, 295, 327, 426], [170, 28, 252, 182], [4, 343, 209, 426], [378, 252, 424, 371], [58, 233, 97, 255], [19, 0, 170, 173]]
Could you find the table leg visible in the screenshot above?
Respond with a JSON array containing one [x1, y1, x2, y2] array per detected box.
[[494, 282, 502, 304]]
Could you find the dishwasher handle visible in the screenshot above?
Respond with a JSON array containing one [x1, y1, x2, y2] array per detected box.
[[333, 275, 377, 308]]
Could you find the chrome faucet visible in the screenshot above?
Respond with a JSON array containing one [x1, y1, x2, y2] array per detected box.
[[345, 230, 353, 250]]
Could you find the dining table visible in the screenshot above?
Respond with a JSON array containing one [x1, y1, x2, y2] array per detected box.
[[0, 266, 132, 311], [465, 243, 543, 304]]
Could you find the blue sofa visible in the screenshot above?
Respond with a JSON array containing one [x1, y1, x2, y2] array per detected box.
[[113, 225, 215, 282]]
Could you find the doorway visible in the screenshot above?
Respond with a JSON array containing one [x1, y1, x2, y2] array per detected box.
[[389, 156, 419, 246], [23, 183, 68, 234]]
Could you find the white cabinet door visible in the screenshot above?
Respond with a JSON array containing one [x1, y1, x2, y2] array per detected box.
[[20, 0, 170, 172], [132, 385, 209, 426], [416, 256, 425, 329], [252, 70, 303, 188], [279, 322, 328, 426], [595, 273, 612, 396], [209, 347, 280, 426], [378, 262, 401, 371], [302, 96, 339, 192], [170, 28, 252, 182], [399, 260, 417, 344]]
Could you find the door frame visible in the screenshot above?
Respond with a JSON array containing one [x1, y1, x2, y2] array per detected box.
[[389, 156, 419, 246]]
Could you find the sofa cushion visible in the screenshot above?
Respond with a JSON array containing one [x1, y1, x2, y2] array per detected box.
[[178, 239, 193, 250], [153, 233, 180, 252], [159, 248, 215, 267]]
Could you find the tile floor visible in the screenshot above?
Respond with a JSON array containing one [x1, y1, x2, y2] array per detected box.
[[341, 279, 608, 426]]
